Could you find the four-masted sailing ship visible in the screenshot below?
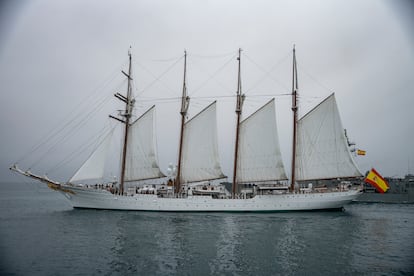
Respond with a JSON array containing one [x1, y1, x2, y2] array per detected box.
[[10, 47, 363, 211]]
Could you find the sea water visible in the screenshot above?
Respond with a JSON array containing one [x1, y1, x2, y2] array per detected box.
[[1, 181, 413, 275]]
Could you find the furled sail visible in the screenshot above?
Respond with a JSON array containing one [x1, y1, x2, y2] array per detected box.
[[236, 98, 287, 183], [295, 93, 362, 181], [124, 106, 165, 181], [69, 128, 114, 182], [180, 101, 225, 183]]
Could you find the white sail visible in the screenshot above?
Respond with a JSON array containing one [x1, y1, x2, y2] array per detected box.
[[181, 101, 225, 183], [70, 128, 114, 182], [295, 93, 362, 181], [236, 98, 287, 183], [124, 106, 165, 181]]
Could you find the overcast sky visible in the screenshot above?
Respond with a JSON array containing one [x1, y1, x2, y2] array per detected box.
[[1, 0, 413, 183]]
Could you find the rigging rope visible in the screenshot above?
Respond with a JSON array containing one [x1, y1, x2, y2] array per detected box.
[[189, 53, 238, 97], [15, 60, 127, 165], [137, 93, 291, 103], [243, 51, 291, 94], [189, 50, 238, 59], [29, 92, 114, 170], [139, 54, 184, 62], [47, 123, 115, 175], [134, 56, 184, 98], [297, 62, 335, 94]]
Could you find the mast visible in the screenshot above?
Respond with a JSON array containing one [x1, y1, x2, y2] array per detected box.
[[290, 45, 299, 192], [175, 50, 189, 195], [119, 49, 134, 195], [232, 48, 243, 198]]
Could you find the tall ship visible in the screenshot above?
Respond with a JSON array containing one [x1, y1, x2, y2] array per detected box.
[[11, 47, 363, 211]]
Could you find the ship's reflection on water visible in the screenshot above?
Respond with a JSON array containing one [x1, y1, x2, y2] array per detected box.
[[1, 184, 413, 275], [103, 210, 370, 275]]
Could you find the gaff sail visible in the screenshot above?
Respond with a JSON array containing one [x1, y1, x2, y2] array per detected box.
[[295, 93, 362, 181], [124, 106, 165, 182], [180, 101, 226, 183], [236, 98, 287, 183]]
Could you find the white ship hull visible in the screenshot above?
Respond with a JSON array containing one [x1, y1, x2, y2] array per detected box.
[[59, 185, 362, 212]]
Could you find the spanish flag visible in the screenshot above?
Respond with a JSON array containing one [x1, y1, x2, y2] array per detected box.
[[364, 168, 389, 193], [357, 149, 366, 156]]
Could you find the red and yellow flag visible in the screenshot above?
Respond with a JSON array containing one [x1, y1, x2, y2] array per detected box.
[[364, 168, 389, 193], [357, 149, 366, 156]]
